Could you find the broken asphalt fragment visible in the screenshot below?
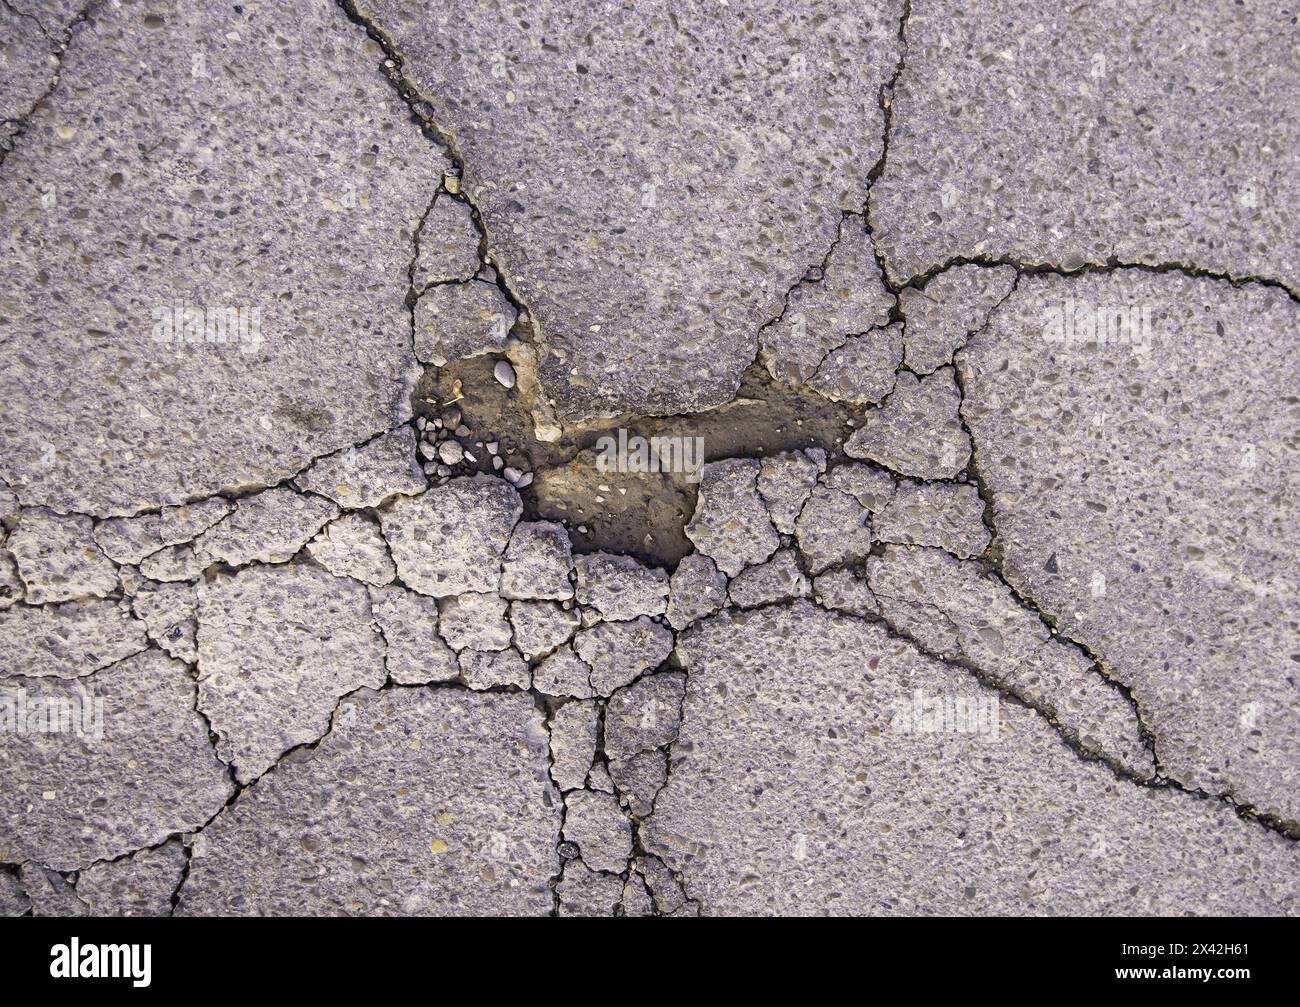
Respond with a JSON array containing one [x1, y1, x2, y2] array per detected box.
[[844, 368, 971, 479], [94, 497, 234, 566], [305, 512, 396, 586], [508, 600, 580, 661], [573, 617, 674, 697], [414, 281, 516, 366], [178, 689, 558, 915], [196, 563, 386, 783], [728, 549, 811, 608], [367, 583, 459, 685], [665, 554, 728, 631], [760, 217, 895, 384], [808, 323, 904, 406], [872, 480, 990, 559], [295, 428, 427, 511], [0, 649, 233, 870], [562, 789, 632, 874], [898, 265, 1017, 374], [458, 647, 530, 690], [191, 487, 337, 567], [8, 508, 118, 603], [533, 646, 596, 701], [548, 700, 599, 792], [380, 476, 522, 597], [437, 592, 513, 653], [555, 859, 623, 917], [75, 839, 188, 917], [794, 485, 873, 575], [573, 551, 668, 621], [684, 459, 779, 577], [604, 672, 686, 762], [412, 193, 480, 289], [130, 580, 198, 664], [0, 599, 146, 679], [756, 448, 826, 535], [500, 521, 574, 601]]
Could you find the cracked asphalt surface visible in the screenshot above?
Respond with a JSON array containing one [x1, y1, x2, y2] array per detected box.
[[0, 0, 1296, 917]]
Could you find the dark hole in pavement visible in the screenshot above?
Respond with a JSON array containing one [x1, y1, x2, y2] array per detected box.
[[413, 356, 867, 567]]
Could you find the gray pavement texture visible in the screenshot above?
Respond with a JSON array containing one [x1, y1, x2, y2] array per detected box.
[[0, 0, 1295, 917]]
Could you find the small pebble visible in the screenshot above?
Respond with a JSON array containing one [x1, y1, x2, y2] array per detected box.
[[438, 440, 464, 465], [418, 442, 438, 461], [503, 466, 522, 483], [416, 416, 426, 431], [486, 441, 499, 455], [455, 424, 470, 438], [422, 462, 437, 475], [494, 360, 516, 388], [515, 471, 533, 488], [436, 464, 451, 477], [463, 450, 477, 463], [492, 456, 503, 471], [433, 418, 443, 429]]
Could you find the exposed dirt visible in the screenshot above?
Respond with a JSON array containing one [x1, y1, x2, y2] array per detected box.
[[415, 354, 870, 567]]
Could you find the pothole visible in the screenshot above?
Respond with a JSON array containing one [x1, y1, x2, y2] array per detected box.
[[412, 354, 871, 567]]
